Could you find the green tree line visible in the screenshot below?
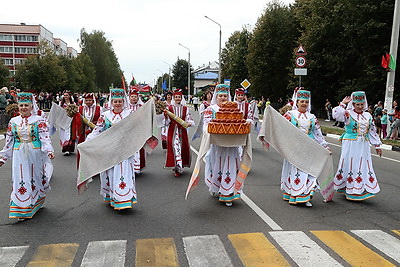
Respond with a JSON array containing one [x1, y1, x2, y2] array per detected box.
[[221, 0, 399, 109]]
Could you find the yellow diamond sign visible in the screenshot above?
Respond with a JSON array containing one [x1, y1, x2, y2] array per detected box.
[[240, 79, 251, 89]]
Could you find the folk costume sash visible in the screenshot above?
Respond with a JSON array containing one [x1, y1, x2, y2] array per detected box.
[[258, 105, 335, 202], [165, 105, 191, 167], [77, 99, 159, 194]]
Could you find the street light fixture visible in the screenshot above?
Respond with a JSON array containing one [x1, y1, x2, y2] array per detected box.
[[205, 15, 222, 84], [178, 43, 191, 99], [163, 61, 172, 91]]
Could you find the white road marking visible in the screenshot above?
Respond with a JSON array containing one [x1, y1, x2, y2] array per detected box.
[[183, 235, 233, 267], [269, 231, 343, 267], [80, 240, 126, 267], [0, 246, 29, 267], [190, 145, 283, 231], [351, 230, 400, 263]]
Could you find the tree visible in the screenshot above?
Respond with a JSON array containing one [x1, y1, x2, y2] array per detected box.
[[74, 53, 96, 92], [172, 59, 194, 94], [246, 2, 300, 101], [79, 28, 123, 91], [59, 55, 78, 93], [0, 61, 10, 88], [221, 26, 252, 92], [294, 0, 395, 108], [15, 42, 67, 94]]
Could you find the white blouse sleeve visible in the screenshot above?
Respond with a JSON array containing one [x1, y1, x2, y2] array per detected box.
[[313, 117, 328, 147], [199, 103, 206, 115], [246, 103, 254, 123], [0, 122, 14, 162], [38, 118, 54, 155], [332, 103, 347, 122], [86, 115, 106, 141], [368, 119, 383, 147]]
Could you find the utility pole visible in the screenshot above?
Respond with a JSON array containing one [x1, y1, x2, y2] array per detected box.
[[384, 0, 400, 112]]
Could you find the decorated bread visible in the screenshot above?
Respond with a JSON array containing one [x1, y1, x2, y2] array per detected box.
[[208, 101, 251, 134]]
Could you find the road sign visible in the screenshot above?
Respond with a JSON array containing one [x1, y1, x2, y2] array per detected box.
[[240, 79, 251, 89], [295, 56, 307, 68], [294, 68, 307, 75], [224, 79, 231, 86], [295, 44, 307, 55]]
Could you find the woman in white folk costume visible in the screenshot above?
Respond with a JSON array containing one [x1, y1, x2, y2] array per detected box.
[[234, 88, 254, 159], [86, 89, 137, 210], [272, 89, 330, 207], [59, 90, 76, 155], [161, 91, 173, 149], [164, 89, 194, 177], [128, 87, 146, 174], [332, 91, 382, 200], [0, 92, 55, 221], [199, 90, 213, 115], [203, 84, 243, 206]]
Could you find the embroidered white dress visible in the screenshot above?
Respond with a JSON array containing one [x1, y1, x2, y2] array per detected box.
[[0, 115, 54, 219], [129, 103, 144, 174], [281, 110, 328, 204], [87, 109, 137, 210], [203, 104, 242, 203], [332, 106, 381, 200]]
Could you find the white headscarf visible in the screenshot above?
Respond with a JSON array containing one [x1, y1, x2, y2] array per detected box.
[[107, 89, 129, 110], [291, 87, 312, 112], [347, 91, 369, 111], [211, 84, 232, 105]]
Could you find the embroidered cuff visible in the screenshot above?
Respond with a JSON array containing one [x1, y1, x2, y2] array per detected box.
[[340, 102, 346, 108]]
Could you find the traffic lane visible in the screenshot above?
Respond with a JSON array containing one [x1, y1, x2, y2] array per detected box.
[[245, 133, 400, 231], [0, 134, 284, 248]]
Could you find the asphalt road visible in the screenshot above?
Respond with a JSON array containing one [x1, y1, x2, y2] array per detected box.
[[0, 109, 399, 266]]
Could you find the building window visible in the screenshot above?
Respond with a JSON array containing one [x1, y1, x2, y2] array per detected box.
[[13, 35, 38, 42], [15, 59, 25, 65], [0, 34, 13, 41], [4, 59, 14, 65], [0, 46, 13, 53]]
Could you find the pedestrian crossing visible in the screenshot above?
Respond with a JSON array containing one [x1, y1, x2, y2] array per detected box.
[[1, 230, 399, 266]]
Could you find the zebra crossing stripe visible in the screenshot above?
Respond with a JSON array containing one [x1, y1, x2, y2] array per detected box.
[[80, 240, 126, 267], [269, 231, 342, 267], [0, 246, 28, 267], [183, 235, 233, 267], [311, 230, 394, 266], [228, 232, 290, 266], [351, 230, 400, 264], [135, 238, 178, 267], [27, 243, 79, 266]]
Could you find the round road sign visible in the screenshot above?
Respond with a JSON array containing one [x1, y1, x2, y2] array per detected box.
[[295, 56, 306, 68]]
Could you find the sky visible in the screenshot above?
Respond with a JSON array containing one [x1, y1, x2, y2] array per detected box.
[[2, 0, 294, 87]]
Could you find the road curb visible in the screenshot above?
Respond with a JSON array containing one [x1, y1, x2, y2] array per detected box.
[[325, 133, 398, 152]]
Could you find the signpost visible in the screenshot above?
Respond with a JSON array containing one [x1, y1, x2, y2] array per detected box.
[[240, 79, 251, 89], [294, 44, 307, 86]]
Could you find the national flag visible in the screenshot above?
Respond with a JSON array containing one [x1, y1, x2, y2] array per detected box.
[[389, 54, 397, 70], [162, 80, 167, 90], [121, 74, 126, 91], [131, 74, 137, 85], [381, 54, 389, 69]]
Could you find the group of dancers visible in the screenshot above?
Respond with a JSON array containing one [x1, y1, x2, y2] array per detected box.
[[0, 85, 383, 221]]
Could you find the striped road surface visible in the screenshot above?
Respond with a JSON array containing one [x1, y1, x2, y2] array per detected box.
[[1, 230, 399, 266]]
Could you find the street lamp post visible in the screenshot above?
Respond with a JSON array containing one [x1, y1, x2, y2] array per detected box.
[[178, 43, 191, 99], [205, 15, 222, 84], [163, 61, 172, 91], [156, 68, 163, 94]]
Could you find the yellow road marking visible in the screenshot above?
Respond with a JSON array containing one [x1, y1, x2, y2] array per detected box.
[[312, 231, 395, 266], [228, 232, 290, 267], [136, 238, 179, 267], [27, 243, 79, 267], [392, 230, 400, 236]]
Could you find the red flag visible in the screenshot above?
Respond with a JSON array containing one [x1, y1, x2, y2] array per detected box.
[[382, 55, 388, 69]]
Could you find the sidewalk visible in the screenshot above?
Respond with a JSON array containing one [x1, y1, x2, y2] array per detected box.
[[319, 119, 400, 152]]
